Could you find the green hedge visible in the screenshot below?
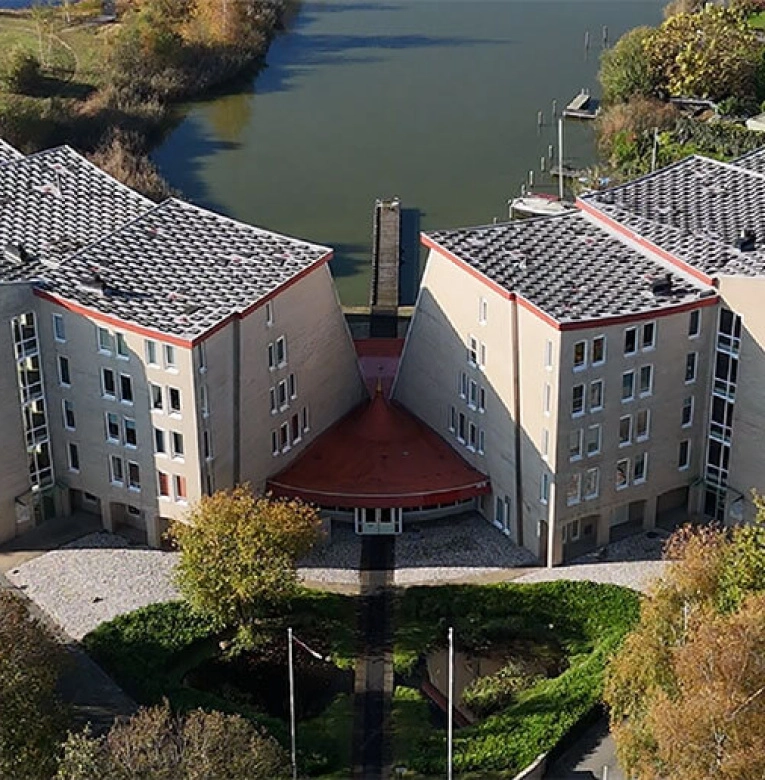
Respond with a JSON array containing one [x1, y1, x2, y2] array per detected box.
[[394, 581, 640, 777]]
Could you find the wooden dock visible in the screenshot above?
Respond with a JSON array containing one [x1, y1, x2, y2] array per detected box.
[[563, 89, 600, 120], [370, 198, 401, 315]]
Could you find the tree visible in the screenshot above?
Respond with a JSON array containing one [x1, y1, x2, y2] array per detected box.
[[0, 47, 42, 94], [643, 6, 764, 101], [0, 591, 68, 780], [56, 703, 290, 779], [168, 486, 322, 648], [599, 27, 658, 104], [605, 510, 765, 779]]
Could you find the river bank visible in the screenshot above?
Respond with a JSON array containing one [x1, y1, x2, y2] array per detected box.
[[0, 0, 293, 197]]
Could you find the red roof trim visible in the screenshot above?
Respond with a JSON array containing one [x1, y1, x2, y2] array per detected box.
[[577, 198, 716, 287]]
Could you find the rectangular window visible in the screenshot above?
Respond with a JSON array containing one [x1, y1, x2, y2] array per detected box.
[[58, 355, 71, 387], [269, 386, 278, 414], [540, 472, 550, 504], [268, 342, 276, 370], [106, 412, 120, 443], [544, 340, 553, 370], [289, 373, 297, 399], [120, 374, 133, 404], [278, 380, 289, 410], [636, 408, 650, 441], [478, 429, 485, 455], [569, 429, 583, 461], [271, 430, 279, 456], [479, 342, 487, 369], [204, 429, 213, 459], [449, 406, 456, 432], [642, 322, 656, 350], [128, 461, 140, 490], [458, 413, 466, 443], [567, 473, 582, 505], [592, 335, 606, 365], [572, 384, 585, 416], [468, 422, 477, 450], [266, 300, 274, 326], [589, 379, 604, 411], [169, 387, 181, 415], [53, 313, 65, 342], [562, 518, 581, 544], [478, 386, 486, 413], [158, 471, 170, 498], [198, 342, 207, 373], [639, 365, 653, 396], [616, 458, 630, 490], [102, 368, 116, 398], [681, 396, 694, 427], [689, 309, 700, 338], [164, 343, 177, 369], [301, 406, 310, 433], [479, 297, 488, 324], [468, 335, 478, 366], [97, 326, 112, 354], [68, 442, 79, 472], [291, 413, 300, 445], [586, 424, 601, 456], [542, 428, 549, 460], [276, 336, 287, 367], [62, 399, 75, 430], [116, 332, 128, 359], [619, 415, 632, 446], [584, 467, 599, 499], [171, 431, 184, 458], [145, 339, 158, 365], [110, 455, 123, 485], [543, 383, 552, 416], [201, 385, 210, 417], [573, 340, 587, 370], [624, 327, 637, 356], [174, 475, 187, 502], [633, 452, 648, 484], [280, 422, 289, 451], [685, 352, 697, 383], [678, 440, 690, 470], [459, 372, 467, 398], [621, 371, 634, 402], [150, 383, 163, 411], [468, 380, 478, 409], [124, 418, 137, 448], [154, 427, 166, 454]]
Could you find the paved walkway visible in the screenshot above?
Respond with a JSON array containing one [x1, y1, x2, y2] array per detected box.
[[544, 715, 623, 780]]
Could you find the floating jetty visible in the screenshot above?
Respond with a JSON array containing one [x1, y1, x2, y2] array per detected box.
[[550, 164, 589, 180], [509, 194, 572, 219], [563, 89, 600, 120]]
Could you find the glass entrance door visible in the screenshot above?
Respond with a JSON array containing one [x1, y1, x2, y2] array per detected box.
[[354, 507, 402, 535]]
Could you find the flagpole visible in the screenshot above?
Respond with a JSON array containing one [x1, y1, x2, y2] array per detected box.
[[288, 627, 297, 780], [447, 626, 454, 780]]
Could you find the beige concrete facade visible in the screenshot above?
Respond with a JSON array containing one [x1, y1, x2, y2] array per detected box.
[[0, 263, 364, 547], [394, 246, 719, 564]]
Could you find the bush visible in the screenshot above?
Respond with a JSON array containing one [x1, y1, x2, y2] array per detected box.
[[599, 27, 658, 104], [0, 47, 41, 94], [461, 658, 543, 717]]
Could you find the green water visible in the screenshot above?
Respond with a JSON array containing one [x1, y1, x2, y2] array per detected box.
[[153, 0, 665, 304]]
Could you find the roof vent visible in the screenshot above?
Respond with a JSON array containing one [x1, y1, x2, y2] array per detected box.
[[735, 229, 756, 252], [77, 273, 106, 296], [4, 242, 28, 265], [651, 273, 673, 296]]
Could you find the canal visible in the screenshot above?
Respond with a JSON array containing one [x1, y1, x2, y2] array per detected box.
[[153, 0, 665, 305]]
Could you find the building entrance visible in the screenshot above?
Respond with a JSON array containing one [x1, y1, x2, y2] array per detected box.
[[354, 507, 402, 535]]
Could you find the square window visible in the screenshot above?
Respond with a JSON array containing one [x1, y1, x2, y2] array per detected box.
[[624, 327, 637, 356], [592, 336, 606, 365], [164, 344, 177, 369], [150, 383, 163, 411], [621, 371, 634, 402], [110, 455, 123, 484], [68, 442, 79, 472], [633, 452, 648, 483], [616, 458, 630, 490], [53, 313, 65, 342], [573, 340, 587, 369], [105, 412, 120, 443], [589, 379, 603, 411], [158, 471, 170, 497], [689, 310, 700, 338], [586, 424, 601, 456], [572, 384, 585, 416], [97, 326, 112, 354], [681, 396, 694, 427], [169, 387, 181, 414], [636, 409, 650, 441], [124, 418, 137, 448], [128, 462, 140, 490], [58, 355, 71, 386], [154, 427, 166, 454], [619, 415, 632, 446], [116, 333, 129, 359], [102, 367, 115, 398], [639, 365, 653, 396], [685, 353, 697, 383], [642, 322, 656, 350], [569, 429, 583, 460], [145, 339, 158, 365], [171, 431, 184, 458], [584, 467, 599, 499], [678, 440, 691, 470], [567, 473, 581, 505], [120, 374, 133, 404]]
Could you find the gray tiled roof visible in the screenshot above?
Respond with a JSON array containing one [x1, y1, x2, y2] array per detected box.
[[0, 138, 22, 163], [0, 145, 152, 267], [0, 148, 331, 340], [582, 155, 765, 277], [426, 211, 713, 324]]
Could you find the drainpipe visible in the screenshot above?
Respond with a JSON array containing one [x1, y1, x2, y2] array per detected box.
[[511, 297, 524, 546], [232, 318, 241, 484]]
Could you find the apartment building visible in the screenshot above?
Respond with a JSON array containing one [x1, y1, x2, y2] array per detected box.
[[0, 144, 365, 546], [394, 211, 718, 564]]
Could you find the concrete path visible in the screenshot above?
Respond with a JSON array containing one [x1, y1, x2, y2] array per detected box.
[[352, 537, 395, 780], [544, 715, 624, 780]]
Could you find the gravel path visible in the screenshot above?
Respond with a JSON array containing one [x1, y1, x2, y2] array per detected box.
[[6, 532, 179, 640]]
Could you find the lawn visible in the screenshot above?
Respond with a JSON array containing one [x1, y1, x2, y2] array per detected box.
[[748, 10, 765, 29], [84, 581, 639, 779]]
